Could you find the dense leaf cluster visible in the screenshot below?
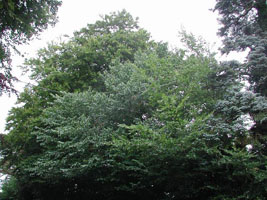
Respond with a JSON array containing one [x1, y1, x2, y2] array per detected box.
[[0, 9, 266, 200], [0, 0, 62, 95], [214, 0, 267, 163], [214, 0, 267, 96]]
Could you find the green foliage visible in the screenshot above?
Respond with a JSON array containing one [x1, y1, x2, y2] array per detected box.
[[0, 0, 62, 95], [1, 10, 153, 174], [0, 177, 18, 200], [109, 125, 266, 200], [214, 0, 267, 96], [24, 10, 152, 92], [214, 0, 267, 167], [1, 11, 266, 199]]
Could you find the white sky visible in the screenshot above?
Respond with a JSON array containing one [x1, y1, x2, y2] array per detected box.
[[0, 0, 224, 133]]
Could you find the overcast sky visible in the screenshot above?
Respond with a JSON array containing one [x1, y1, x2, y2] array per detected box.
[[0, 0, 223, 133]]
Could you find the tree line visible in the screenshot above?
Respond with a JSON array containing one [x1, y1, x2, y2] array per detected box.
[[0, 0, 266, 199]]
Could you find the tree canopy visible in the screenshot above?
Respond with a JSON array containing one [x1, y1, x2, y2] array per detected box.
[[214, 0, 267, 96], [0, 0, 62, 95], [0, 8, 266, 200], [214, 0, 267, 160], [1, 11, 153, 172]]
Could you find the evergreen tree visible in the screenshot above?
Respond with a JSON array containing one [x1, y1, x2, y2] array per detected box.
[[214, 0, 267, 157], [214, 0, 267, 96]]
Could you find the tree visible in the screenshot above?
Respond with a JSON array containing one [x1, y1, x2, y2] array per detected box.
[[214, 0, 267, 96], [213, 2, 267, 197], [214, 0, 267, 160], [1, 10, 266, 199], [0, 0, 62, 95], [24, 10, 152, 93], [0, 10, 154, 180], [1, 51, 165, 199], [3, 30, 259, 199]]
